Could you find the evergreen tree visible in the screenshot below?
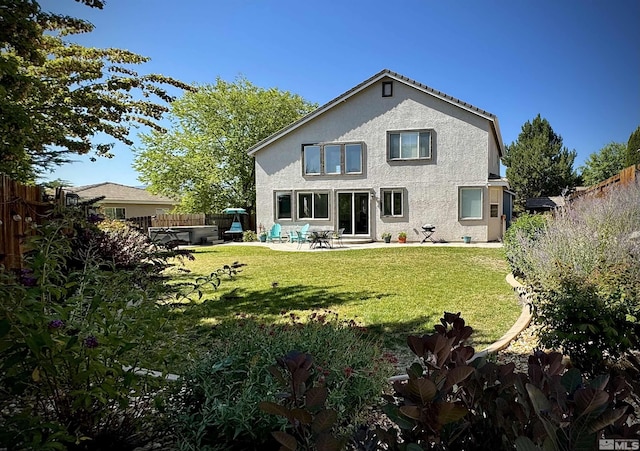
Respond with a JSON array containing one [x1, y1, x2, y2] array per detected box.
[[624, 126, 640, 167], [502, 114, 578, 212]]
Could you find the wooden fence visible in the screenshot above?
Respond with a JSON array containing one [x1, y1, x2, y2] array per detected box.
[[0, 174, 62, 270], [152, 213, 205, 227], [570, 164, 639, 200], [127, 212, 255, 236]]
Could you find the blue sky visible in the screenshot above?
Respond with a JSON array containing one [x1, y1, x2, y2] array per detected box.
[[40, 0, 640, 187]]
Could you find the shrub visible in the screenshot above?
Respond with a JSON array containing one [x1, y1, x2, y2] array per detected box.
[[243, 230, 258, 241], [512, 183, 640, 373], [375, 312, 639, 451], [503, 213, 549, 278], [378, 312, 478, 450], [0, 206, 193, 449], [259, 351, 344, 451], [166, 311, 393, 450]]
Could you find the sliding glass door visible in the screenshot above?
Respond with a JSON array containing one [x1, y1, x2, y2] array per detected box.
[[337, 192, 369, 236]]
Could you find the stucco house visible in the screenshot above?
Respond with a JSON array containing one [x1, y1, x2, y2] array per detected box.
[[67, 182, 177, 219], [248, 69, 512, 243]]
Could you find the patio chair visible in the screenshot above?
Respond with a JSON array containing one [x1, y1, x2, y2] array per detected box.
[[266, 223, 282, 243], [288, 229, 300, 243], [332, 228, 345, 247], [224, 220, 244, 241], [289, 224, 309, 248]]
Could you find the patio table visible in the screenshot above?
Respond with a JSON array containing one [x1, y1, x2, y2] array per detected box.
[[308, 230, 333, 249]]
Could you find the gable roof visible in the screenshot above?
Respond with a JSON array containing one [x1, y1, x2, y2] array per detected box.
[[247, 69, 504, 157], [67, 182, 176, 205]]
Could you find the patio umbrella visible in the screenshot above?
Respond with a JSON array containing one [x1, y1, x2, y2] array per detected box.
[[222, 208, 247, 215]]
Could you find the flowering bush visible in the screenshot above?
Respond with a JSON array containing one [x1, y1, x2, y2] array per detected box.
[[0, 206, 191, 449], [506, 183, 640, 374], [502, 213, 548, 278]]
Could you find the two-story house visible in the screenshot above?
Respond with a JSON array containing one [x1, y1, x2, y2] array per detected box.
[[247, 69, 512, 243]]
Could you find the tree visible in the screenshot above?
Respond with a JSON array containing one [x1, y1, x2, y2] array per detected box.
[[624, 125, 640, 167], [579, 142, 626, 186], [502, 114, 578, 212], [0, 0, 193, 182], [133, 77, 317, 214]]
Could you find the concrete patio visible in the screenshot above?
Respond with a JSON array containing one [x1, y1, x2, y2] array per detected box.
[[218, 239, 503, 252]]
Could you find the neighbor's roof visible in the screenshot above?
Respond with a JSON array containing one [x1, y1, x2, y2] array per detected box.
[[247, 69, 504, 157], [526, 196, 566, 210], [67, 182, 176, 205]]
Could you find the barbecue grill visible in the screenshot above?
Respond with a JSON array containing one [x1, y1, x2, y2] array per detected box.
[[421, 224, 436, 243]]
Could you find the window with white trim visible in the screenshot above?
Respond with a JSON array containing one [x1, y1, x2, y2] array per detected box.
[[303, 143, 363, 175], [297, 192, 329, 219], [276, 191, 292, 219], [388, 131, 432, 160], [459, 187, 483, 220], [381, 189, 403, 217], [103, 207, 126, 220]]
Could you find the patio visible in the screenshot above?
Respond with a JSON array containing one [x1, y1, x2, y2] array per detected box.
[[214, 239, 503, 252]]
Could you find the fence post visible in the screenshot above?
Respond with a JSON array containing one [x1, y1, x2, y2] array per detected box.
[[0, 174, 49, 270]]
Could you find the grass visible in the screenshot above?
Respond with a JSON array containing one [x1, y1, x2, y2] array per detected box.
[[156, 244, 521, 370]]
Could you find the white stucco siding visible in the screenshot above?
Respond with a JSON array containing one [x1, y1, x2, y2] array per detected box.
[[254, 77, 496, 241]]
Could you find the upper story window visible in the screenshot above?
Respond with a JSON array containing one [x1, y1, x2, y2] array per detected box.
[[304, 145, 321, 174], [303, 143, 363, 176], [382, 81, 393, 97], [388, 130, 432, 160]]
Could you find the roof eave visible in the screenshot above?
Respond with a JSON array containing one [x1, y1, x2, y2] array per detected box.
[[89, 198, 177, 205]]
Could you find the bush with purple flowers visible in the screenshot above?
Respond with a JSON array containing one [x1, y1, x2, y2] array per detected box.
[[19, 268, 37, 286], [505, 182, 640, 374], [47, 319, 65, 329], [0, 205, 198, 449], [83, 335, 99, 349]]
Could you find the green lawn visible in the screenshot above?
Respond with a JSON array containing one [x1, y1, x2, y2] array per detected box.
[[159, 244, 521, 366]]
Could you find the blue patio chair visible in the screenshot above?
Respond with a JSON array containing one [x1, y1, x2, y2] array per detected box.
[[288, 229, 300, 243], [289, 224, 309, 248], [298, 224, 310, 247], [266, 223, 282, 243], [222, 208, 246, 241], [224, 220, 243, 241]]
